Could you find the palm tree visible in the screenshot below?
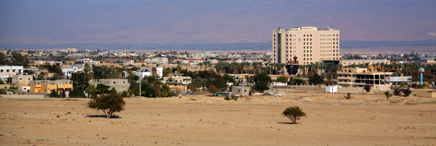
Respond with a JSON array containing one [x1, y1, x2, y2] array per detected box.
[[252, 62, 258, 74]]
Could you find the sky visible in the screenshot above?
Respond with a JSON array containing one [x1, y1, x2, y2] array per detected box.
[[0, 0, 435, 44]]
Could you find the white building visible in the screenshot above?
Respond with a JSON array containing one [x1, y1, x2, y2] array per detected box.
[[0, 66, 23, 79], [76, 58, 100, 66], [123, 59, 135, 65], [131, 65, 163, 79], [163, 73, 192, 85], [145, 57, 168, 64], [61, 64, 84, 78]]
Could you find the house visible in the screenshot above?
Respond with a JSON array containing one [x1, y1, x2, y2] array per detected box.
[[90, 79, 129, 93], [61, 64, 84, 78], [0, 66, 24, 80], [232, 86, 251, 96], [131, 65, 163, 78], [123, 59, 135, 65], [76, 58, 100, 66], [29, 80, 73, 94], [11, 75, 33, 86], [163, 73, 192, 85]]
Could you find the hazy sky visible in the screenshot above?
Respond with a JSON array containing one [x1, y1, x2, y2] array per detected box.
[[1, 0, 435, 44]]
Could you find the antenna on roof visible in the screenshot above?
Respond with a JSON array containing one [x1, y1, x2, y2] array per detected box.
[[327, 21, 330, 29]]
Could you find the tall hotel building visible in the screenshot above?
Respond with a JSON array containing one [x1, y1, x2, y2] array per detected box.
[[272, 26, 340, 65]]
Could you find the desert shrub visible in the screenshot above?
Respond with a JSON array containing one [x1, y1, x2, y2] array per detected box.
[[384, 91, 392, 99], [231, 94, 238, 101], [0, 89, 6, 94], [224, 96, 230, 100], [49, 90, 60, 98], [121, 91, 129, 97], [282, 106, 307, 124], [344, 92, 351, 100], [88, 89, 125, 118], [401, 88, 412, 97], [9, 86, 18, 90], [393, 88, 401, 96]]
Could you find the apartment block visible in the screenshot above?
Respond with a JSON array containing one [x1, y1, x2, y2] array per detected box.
[[272, 26, 340, 65]]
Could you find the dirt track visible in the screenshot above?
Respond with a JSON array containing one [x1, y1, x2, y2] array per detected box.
[[1, 94, 436, 146]]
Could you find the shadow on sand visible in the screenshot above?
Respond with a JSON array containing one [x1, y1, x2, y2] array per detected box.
[[277, 122, 295, 124], [86, 115, 121, 119]]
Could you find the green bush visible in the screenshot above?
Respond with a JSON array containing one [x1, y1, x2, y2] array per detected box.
[[344, 92, 351, 100], [384, 91, 392, 99], [393, 88, 401, 96], [231, 94, 238, 101], [121, 91, 128, 97], [224, 95, 230, 100], [401, 89, 412, 96], [9, 86, 18, 90], [0, 89, 7, 94], [282, 106, 307, 124]]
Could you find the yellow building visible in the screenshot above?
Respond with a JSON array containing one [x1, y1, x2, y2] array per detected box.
[[29, 80, 72, 94]]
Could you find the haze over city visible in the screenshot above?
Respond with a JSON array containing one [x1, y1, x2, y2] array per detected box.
[[1, 0, 436, 44]]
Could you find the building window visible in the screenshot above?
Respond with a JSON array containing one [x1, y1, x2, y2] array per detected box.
[[20, 78, 22, 80], [12, 70, 15, 72], [7, 70, 9, 72]]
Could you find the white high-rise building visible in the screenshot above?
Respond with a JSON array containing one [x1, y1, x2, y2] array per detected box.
[[272, 26, 340, 65]]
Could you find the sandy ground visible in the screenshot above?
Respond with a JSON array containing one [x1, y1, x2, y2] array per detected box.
[[1, 92, 436, 146]]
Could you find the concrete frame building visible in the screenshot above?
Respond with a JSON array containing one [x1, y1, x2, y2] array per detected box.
[[272, 26, 340, 65], [12, 75, 33, 86], [337, 68, 392, 92], [90, 79, 129, 93]]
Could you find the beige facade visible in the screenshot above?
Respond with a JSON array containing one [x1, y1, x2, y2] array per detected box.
[[163, 73, 192, 85], [337, 68, 392, 92], [90, 79, 129, 93], [340, 59, 390, 66], [12, 75, 33, 86], [272, 26, 340, 65]]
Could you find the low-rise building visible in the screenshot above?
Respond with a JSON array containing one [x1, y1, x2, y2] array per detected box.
[[123, 59, 135, 65], [337, 68, 392, 92], [340, 59, 390, 66], [232, 86, 251, 96], [0, 66, 23, 80], [90, 79, 129, 93], [163, 73, 192, 85], [29, 80, 73, 94], [61, 64, 84, 78], [76, 58, 100, 66], [131, 65, 163, 79], [12, 75, 33, 86]]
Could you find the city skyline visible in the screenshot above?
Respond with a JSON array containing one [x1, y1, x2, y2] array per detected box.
[[1, 0, 436, 44]]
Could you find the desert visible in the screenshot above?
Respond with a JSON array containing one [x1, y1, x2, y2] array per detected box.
[[1, 92, 436, 146]]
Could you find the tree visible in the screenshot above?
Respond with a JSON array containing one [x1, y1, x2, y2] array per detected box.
[[49, 89, 59, 98], [393, 88, 401, 96], [384, 91, 392, 99], [282, 106, 307, 124], [308, 73, 323, 85], [69, 87, 85, 98], [96, 84, 108, 97], [401, 88, 412, 97], [86, 85, 97, 98], [277, 76, 288, 83], [253, 73, 271, 91], [88, 88, 125, 118]]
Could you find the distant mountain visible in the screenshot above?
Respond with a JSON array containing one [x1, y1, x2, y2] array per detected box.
[[1, 40, 435, 52]]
